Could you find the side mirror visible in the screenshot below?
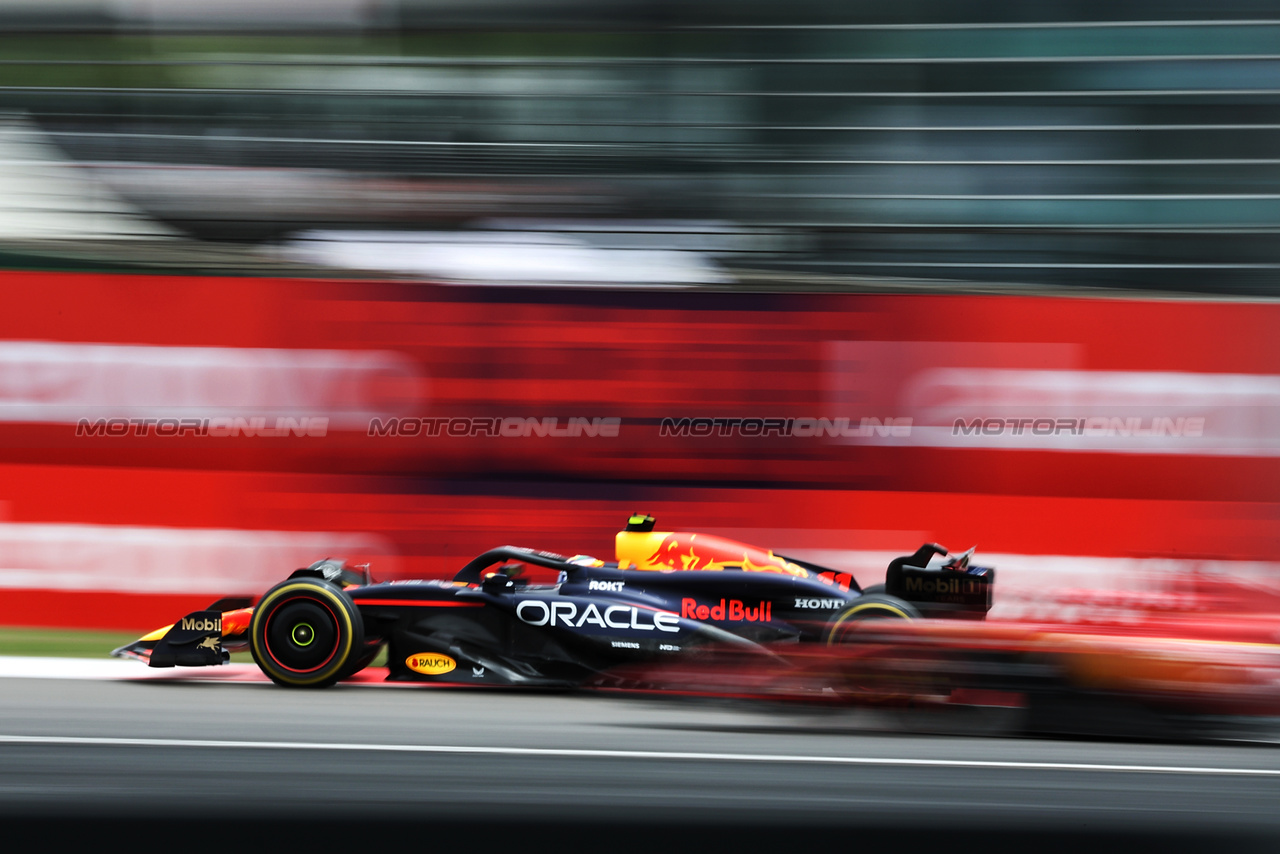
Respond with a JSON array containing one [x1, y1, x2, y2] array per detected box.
[[482, 573, 516, 595]]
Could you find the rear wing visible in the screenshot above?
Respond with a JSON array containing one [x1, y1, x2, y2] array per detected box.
[[885, 544, 994, 618]]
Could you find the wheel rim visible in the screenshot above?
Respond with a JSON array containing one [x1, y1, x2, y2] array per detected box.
[[261, 596, 341, 673], [291, 622, 316, 646]]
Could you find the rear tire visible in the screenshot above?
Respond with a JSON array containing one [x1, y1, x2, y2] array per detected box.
[[250, 578, 364, 688], [823, 594, 930, 706], [824, 593, 919, 646]]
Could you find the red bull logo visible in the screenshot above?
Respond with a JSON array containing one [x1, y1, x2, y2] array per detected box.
[[220, 608, 253, 636], [649, 533, 716, 571], [623, 530, 808, 578], [681, 598, 773, 622]]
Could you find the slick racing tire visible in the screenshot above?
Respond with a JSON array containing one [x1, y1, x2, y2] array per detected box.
[[250, 578, 365, 688], [824, 593, 919, 647], [823, 594, 929, 706]]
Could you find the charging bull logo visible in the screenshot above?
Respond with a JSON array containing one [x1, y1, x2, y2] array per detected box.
[[649, 533, 717, 571], [642, 532, 809, 578], [220, 609, 252, 636]]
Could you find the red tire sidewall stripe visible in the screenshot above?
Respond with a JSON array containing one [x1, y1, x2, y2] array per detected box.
[[261, 593, 342, 674]]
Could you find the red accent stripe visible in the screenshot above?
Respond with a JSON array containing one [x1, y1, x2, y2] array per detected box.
[[354, 599, 484, 608], [262, 594, 341, 674]]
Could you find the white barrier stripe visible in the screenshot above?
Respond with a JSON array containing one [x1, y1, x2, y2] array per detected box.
[[0, 733, 1277, 776]]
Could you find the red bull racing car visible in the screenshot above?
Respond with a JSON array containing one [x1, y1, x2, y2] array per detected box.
[[112, 515, 993, 688]]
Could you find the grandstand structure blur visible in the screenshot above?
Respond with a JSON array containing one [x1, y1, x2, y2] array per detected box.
[[0, 0, 1278, 292]]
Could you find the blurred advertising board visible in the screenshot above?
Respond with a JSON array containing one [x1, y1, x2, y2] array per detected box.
[[0, 271, 1276, 629], [1, 271, 1276, 499]]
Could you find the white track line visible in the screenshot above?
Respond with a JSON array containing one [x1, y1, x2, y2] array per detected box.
[[0, 657, 416, 686], [0, 656, 153, 680], [0, 656, 266, 681], [0, 733, 1278, 777]]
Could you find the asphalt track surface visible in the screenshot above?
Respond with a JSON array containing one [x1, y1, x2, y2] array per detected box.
[[3, 668, 1280, 852]]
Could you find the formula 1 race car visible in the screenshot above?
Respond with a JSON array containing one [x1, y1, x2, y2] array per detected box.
[[112, 515, 993, 688]]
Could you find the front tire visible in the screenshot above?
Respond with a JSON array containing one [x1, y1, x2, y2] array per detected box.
[[250, 578, 364, 688]]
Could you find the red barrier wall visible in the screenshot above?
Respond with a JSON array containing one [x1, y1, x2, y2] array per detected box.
[[0, 271, 1276, 631], [3, 272, 1278, 497]]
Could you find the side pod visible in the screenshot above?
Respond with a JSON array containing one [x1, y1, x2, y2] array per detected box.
[[147, 610, 229, 668]]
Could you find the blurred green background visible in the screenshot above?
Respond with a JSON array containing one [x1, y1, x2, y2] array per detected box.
[[1, 1, 1278, 292]]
